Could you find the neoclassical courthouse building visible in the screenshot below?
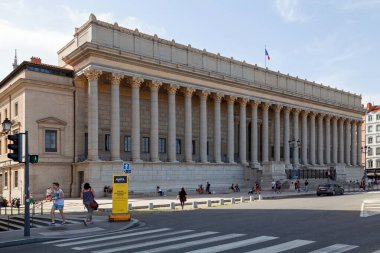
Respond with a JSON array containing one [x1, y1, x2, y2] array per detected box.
[[0, 14, 364, 199]]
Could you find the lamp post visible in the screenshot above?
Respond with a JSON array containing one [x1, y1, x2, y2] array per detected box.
[[2, 118, 30, 237], [288, 138, 301, 179], [361, 145, 369, 178]]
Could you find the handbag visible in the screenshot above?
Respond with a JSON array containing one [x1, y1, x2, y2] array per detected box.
[[90, 200, 98, 210]]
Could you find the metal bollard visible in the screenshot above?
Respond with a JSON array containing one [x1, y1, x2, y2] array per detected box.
[[41, 203, 44, 215], [231, 197, 235, 204], [240, 196, 244, 203], [128, 203, 133, 211], [250, 196, 254, 202], [148, 203, 154, 210], [192, 201, 198, 209], [207, 200, 212, 207], [258, 194, 262, 200], [220, 199, 224, 205], [170, 202, 175, 210]]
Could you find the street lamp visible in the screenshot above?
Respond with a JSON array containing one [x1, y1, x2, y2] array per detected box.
[[288, 138, 301, 180], [361, 145, 369, 178], [2, 118, 11, 133]]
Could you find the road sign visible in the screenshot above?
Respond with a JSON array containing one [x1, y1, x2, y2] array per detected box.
[[122, 162, 131, 174]]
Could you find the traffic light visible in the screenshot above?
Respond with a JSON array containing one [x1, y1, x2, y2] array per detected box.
[[29, 155, 38, 163], [7, 134, 22, 162]]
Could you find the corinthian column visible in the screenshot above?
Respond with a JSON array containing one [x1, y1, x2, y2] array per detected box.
[[284, 107, 291, 164], [351, 121, 357, 166], [293, 109, 301, 165], [339, 118, 344, 163], [199, 90, 210, 163], [317, 114, 324, 165], [332, 116, 338, 164], [274, 105, 283, 162], [213, 93, 224, 163], [345, 119, 351, 166], [111, 73, 123, 161], [148, 80, 162, 162], [84, 68, 102, 161], [301, 110, 309, 165], [130, 76, 144, 162], [250, 101, 259, 165], [226, 96, 237, 163], [239, 98, 248, 165], [184, 87, 196, 163], [309, 112, 316, 165], [166, 84, 179, 162], [357, 121, 362, 166], [325, 115, 331, 164], [262, 102, 271, 163]]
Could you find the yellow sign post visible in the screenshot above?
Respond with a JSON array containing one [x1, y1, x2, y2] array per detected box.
[[109, 174, 131, 222]]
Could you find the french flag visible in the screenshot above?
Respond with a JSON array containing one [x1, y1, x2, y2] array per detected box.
[[265, 48, 270, 61]]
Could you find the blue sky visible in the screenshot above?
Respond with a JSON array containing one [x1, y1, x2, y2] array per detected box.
[[0, 0, 379, 104]]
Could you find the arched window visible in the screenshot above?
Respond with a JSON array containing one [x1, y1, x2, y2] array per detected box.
[[368, 160, 373, 168], [376, 160, 380, 168]]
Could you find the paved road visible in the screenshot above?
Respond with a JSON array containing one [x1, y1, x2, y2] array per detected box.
[[3, 192, 380, 253]]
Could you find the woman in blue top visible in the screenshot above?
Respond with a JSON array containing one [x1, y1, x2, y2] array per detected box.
[[81, 182, 95, 225]]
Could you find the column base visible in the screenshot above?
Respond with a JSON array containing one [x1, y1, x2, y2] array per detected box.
[[228, 161, 236, 164], [111, 158, 123, 162], [133, 159, 143, 163], [168, 160, 179, 163], [185, 160, 194, 163], [151, 159, 162, 163], [214, 161, 224, 164]]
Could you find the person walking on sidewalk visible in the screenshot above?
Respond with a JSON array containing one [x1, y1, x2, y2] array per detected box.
[[50, 182, 65, 225], [178, 187, 187, 210], [206, 181, 211, 194], [304, 179, 309, 192], [81, 182, 95, 226]]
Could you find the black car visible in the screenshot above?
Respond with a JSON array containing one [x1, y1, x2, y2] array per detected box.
[[317, 183, 344, 196]]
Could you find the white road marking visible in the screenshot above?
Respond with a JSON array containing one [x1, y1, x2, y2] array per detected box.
[[39, 227, 104, 236], [72, 230, 193, 250], [308, 244, 358, 253], [184, 236, 278, 253], [55, 228, 171, 247], [92, 231, 219, 253], [245, 239, 314, 253], [133, 233, 245, 253], [360, 200, 380, 217]]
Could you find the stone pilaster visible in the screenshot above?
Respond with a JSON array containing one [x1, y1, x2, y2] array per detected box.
[[339, 118, 345, 163], [293, 108, 301, 165], [250, 101, 259, 165], [84, 68, 102, 161], [183, 87, 196, 163], [325, 115, 331, 164], [111, 73, 123, 161], [148, 80, 162, 162], [284, 107, 291, 164], [351, 121, 357, 166], [226, 96, 237, 163], [130, 76, 144, 162], [317, 114, 324, 165], [301, 110, 309, 165], [212, 93, 224, 163], [239, 98, 248, 165], [274, 105, 283, 162], [166, 84, 179, 162], [332, 116, 338, 164], [199, 90, 210, 163], [357, 121, 363, 166], [262, 102, 271, 163], [345, 119, 351, 166], [309, 112, 316, 165]]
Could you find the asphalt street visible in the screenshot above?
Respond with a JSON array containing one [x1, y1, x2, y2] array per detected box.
[[3, 192, 380, 253]]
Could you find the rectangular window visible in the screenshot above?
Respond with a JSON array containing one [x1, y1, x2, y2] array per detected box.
[[5, 109, 7, 118], [14, 171, 18, 188], [377, 136, 380, 143], [0, 113, 2, 124], [377, 160, 380, 168], [159, 138, 166, 153], [207, 141, 209, 155], [4, 172, 8, 187], [105, 134, 110, 151], [369, 115, 373, 121], [377, 114, 380, 121], [142, 137, 149, 153], [192, 140, 196, 155], [45, 130, 57, 152], [176, 139, 181, 154], [368, 148, 373, 156], [377, 148, 380, 156], [369, 137, 373, 144], [124, 136, 131, 152], [0, 140, 2, 155], [368, 126, 373, 133], [377, 125, 380, 132], [14, 102, 18, 117]]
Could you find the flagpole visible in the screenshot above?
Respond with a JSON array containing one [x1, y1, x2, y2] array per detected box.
[[264, 45, 266, 68]]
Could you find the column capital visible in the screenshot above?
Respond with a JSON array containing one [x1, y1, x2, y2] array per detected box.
[[84, 68, 102, 81], [250, 100, 260, 109], [356, 120, 364, 126], [309, 111, 317, 118], [317, 113, 325, 119], [211, 92, 224, 102], [183, 87, 196, 97], [111, 73, 124, 85], [130, 76, 144, 88], [148, 80, 162, 91], [301, 110, 310, 116], [166, 84, 180, 94], [293, 108, 301, 115], [261, 102, 271, 110], [325, 114, 332, 120], [331, 115, 339, 122], [198, 89, 210, 99], [238, 97, 249, 106], [225, 95, 237, 105], [344, 118, 351, 125], [284, 106, 292, 113], [273, 104, 283, 112]]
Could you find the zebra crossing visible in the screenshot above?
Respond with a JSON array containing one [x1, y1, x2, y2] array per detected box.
[[43, 226, 366, 253], [360, 200, 380, 217]]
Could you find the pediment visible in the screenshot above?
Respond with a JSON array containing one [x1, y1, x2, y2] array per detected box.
[[36, 117, 67, 126]]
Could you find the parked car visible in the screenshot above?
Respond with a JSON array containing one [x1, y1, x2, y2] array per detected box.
[[317, 183, 344, 196]]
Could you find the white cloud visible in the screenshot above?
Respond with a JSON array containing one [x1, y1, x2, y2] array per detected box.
[[275, 0, 308, 22]]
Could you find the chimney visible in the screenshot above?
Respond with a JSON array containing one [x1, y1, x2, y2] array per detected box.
[[367, 103, 373, 110], [30, 57, 42, 64]]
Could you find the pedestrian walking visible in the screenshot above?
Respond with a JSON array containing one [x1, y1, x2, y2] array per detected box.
[[81, 182, 96, 226], [50, 182, 65, 225], [296, 180, 301, 193], [304, 179, 309, 192], [178, 187, 187, 210], [206, 181, 211, 194], [276, 180, 282, 194], [255, 182, 261, 195], [271, 179, 276, 193]]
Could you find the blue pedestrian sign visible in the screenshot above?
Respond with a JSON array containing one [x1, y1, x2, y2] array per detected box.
[[122, 162, 131, 174]]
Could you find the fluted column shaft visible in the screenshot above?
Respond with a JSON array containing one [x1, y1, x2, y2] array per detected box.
[[199, 90, 210, 163], [351, 122, 357, 166], [84, 69, 102, 161], [262, 103, 270, 163], [293, 109, 300, 164], [274, 105, 282, 162], [357, 122, 362, 166], [184, 87, 195, 162], [131, 77, 144, 162], [251, 101, 259, 165], [325, 116, 331, 164], [310, 113, 316, 165], [213, 93, 224, 163], [149, 81, 162, 162], [111, 73, 123, 161], [301, 111, 308, 165], [339, 119, 345, 163], [167, 85, 179, 162], [332, 117, 338, 164], [318, 115, 324, 165], [345, 120, 351, 165], [227, 96, 236, 163], [239, 98, 248, 164], [284, 108, 291, 164]]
